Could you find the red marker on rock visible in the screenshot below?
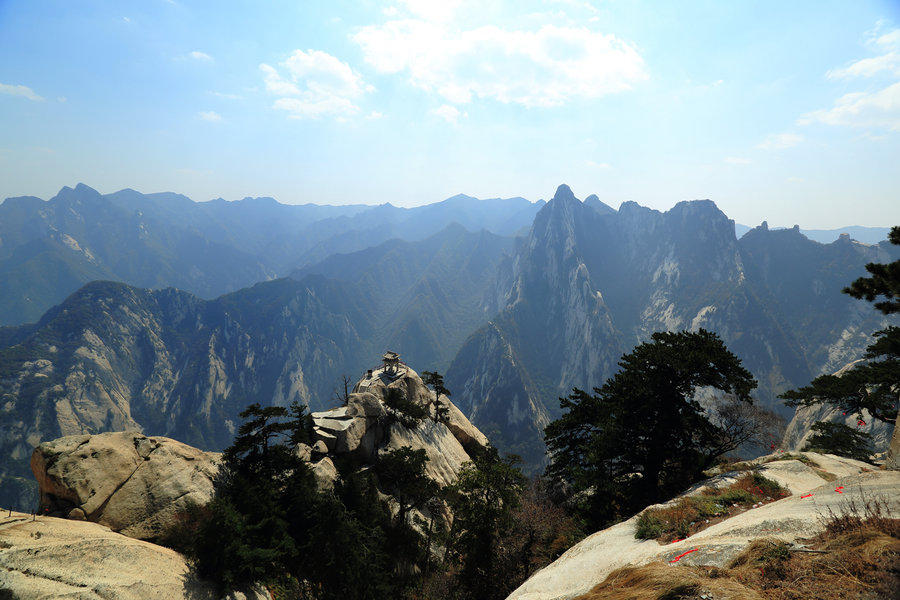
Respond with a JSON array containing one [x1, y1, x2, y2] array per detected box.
[[669, 548, 699, 563]]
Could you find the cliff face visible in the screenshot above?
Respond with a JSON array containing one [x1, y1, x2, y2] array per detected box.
[[446, 185, 854, 466], [0, 279, 368, 508]]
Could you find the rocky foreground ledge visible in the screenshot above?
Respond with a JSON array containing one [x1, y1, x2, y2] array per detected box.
[[506, 452, 900, 600], [0, 509, 269, 600]]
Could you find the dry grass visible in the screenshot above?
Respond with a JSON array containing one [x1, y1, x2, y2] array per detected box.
[[581, 496, 900, 600], [577, 562, 764, 599], [635, 473, 790, 542]]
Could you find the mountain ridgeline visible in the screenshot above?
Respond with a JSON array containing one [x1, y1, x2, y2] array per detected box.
[[0, 182, 896, 506], [445, 185, 898, 464], [0, 183, 542, 326]]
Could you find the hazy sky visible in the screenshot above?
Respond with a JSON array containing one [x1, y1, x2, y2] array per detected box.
[[1, 0, 898, 228]]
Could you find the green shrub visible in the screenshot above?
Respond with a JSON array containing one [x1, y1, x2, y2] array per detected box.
[[635, 512, 664, 539], [384, 387, 427, 428]]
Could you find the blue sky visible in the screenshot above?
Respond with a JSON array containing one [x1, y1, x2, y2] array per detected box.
[[1, 0, 898, 229]]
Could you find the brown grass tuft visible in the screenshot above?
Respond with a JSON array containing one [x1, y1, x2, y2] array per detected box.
[[575, 562, 764, 600]]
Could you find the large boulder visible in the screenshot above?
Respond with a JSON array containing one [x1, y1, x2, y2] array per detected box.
[[0, 509, 268, 600], [31, 431, 221, 540]]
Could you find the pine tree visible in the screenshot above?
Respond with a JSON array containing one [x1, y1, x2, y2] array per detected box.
[[545, 329, 757, 529]]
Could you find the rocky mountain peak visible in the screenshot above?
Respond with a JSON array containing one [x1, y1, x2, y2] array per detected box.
[[551, 183, 577, 203], [307, 355, 489, 489]]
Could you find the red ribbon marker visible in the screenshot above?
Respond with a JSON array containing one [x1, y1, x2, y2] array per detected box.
[[671, 538, 684, 544], [669, 548, 699, 563], [801, 493, 813, 499], [835, 486, 844, 494]]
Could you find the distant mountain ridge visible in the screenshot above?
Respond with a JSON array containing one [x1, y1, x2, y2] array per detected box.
[[0, 184, 542, 325], [735, 222, 891, 244]]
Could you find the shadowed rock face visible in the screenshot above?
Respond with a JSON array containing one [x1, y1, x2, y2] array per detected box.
[[31, 431, 221, 540]]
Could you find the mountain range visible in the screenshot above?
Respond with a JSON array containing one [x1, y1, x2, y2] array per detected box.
[[0, 182, 896, 507], [0, 183, 542, 326]]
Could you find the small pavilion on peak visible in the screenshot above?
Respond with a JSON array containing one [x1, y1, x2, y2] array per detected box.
[[382, 351, 402, 375]]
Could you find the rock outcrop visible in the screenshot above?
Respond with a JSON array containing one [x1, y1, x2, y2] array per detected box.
[[309, 360, 489, 489], [31, 431, 220, 540], [506, 452, 899, 600], [0, 509, 269, 600]]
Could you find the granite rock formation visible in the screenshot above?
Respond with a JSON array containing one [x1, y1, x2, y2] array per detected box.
[[0, 509, 269, 600], [31, 431, 220, 540]]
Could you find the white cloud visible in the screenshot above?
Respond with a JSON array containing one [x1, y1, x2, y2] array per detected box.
[[877, 29, 900, 49], [367, 111, 385, 120], [353, 21, 646, 108], [0, 82, 44, 101], [827, 51, 899, 79], [261, 50, 371, 120], [191, 51, 213, 62], [800, 81, 900, 132], [804, 27, 900, 133], [431, 104, 466, 124], [198, 111, 222, 121], [725, 156, 752, 165], [826, 26, 900, 79], [758, 132, 803, 150]]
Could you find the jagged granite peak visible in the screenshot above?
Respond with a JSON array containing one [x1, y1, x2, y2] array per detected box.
[[445, 187, 847, 468]]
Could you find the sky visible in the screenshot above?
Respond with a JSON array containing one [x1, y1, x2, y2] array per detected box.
[[1, 0, 899, 229]]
